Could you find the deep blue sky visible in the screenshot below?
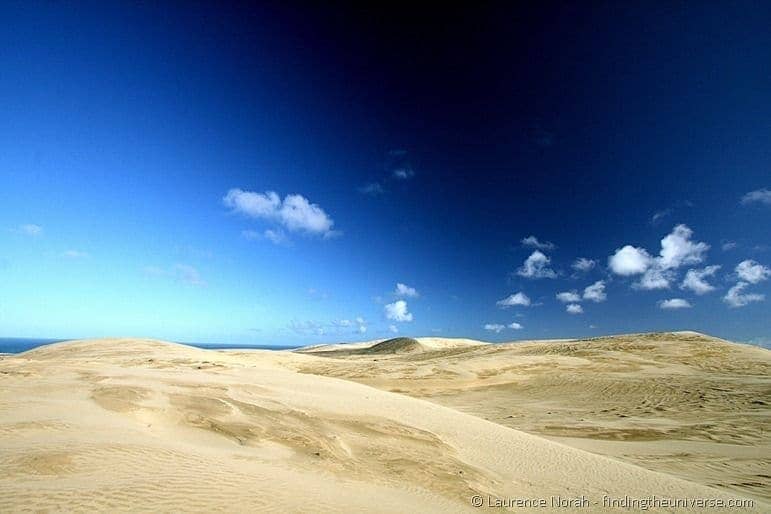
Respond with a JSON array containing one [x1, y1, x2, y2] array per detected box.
[[1, 2, 769, 345]]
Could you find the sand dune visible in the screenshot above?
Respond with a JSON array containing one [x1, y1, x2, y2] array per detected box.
[[0, 334, 766, 512], [292, 331, 771, 504]]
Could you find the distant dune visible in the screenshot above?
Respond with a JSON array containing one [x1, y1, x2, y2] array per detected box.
[[0, 333, 767, 512]]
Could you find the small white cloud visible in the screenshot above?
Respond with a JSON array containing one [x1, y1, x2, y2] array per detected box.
[[174, 264, 206, 286], [17, 224, 43, 236], [566, 303, 583, 314], [517, 250, 557, 279], [392, 167, 415, 180], [484, 323, 506, 333], [736, 260, 771, 284], [223, 189, 335, 237], [508, 322, 523, 329], [263, 229, 288, 245], [659, 298, 693, 309], [634, 267, 674, 290], [388, 324, 398, 333], [571, 258, 596, 273], [680, 265, 721, 295], [556, 291, 581, 303], [394, 283, 419, 298], [723, 282, 765, 308], [385, 300, 413, 322], [740, 188, 771, 206], [358, 325, 367, 333], [722, 241, 737, 251], [583, 280, 607, 302], [496, 292, 531, 308], [358, 182, 384, 195], [521, 236, 555, 250], [650, 209, 672, 225], [658, 224, 709, 269], [62, 250, 89, 259], [142, 265, 166, 277], [608, 245, 652, 275]]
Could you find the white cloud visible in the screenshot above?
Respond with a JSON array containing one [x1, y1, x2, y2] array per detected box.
[[484, 323, 505, 333], [496, 292, 531, 307], [242, 229, 289, 245], [263, 229, 288, 245], [223, 189, 335, 236], [634, 267, 674, 290], [62, 250, 89, 259], [174, 264, 206, 286], [566, 303, 583, 314], [583, 280, 607, 302], [608, 245, 652, 275], [571, 258, 596, 272], [17, 224, 42, 236], [392, 167, 415, 180], [521, 236, 555, 250], [556, 291, 581, 303], [395, 283, 419, 298], [659, 298, 693, 309], [388, 325, 399, 333], [723, 282, 765, 308], [658, 224, 709, 269], [680, 265, 721, 295], [385, 300, 413, 322], [610, 225, 708, 290], [358, 182, 384, 195], [722, 241, 737, 251], [650, 209, 672, 225], [516, 250, 557, 279], [358, 325, 367, 334], [741, 188, 771, 206], [736, 260, 771, 284], [508, 322, 523, 330]]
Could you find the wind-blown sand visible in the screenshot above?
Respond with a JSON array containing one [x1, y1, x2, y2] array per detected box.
[[0, 333, 767, 512]]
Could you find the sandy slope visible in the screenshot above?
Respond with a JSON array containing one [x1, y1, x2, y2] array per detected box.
[[0, 335, 766, 512], [291, 332, 771, 504]]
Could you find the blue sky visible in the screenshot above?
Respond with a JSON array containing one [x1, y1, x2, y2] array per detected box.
[[1, 2, 769, 346]]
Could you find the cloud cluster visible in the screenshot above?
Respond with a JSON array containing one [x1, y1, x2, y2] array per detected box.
[[223, 189, 336, 238], [289, 316, 368, 336], [608, 225, 709, 290], [566, 304, 583, 314], [483, 322, 523, 333], [517, 250, 557, 279], [723, 260, 770, 308]]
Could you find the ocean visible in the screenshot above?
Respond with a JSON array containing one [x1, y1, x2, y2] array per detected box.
[[0, 338, 301, 354]]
